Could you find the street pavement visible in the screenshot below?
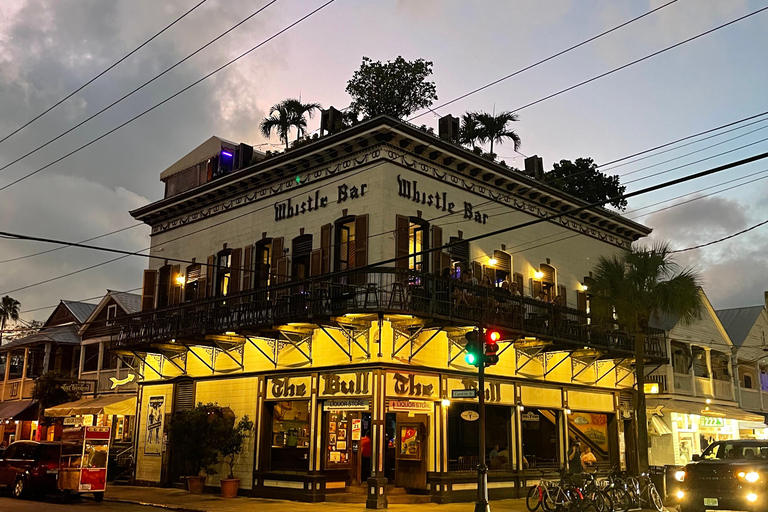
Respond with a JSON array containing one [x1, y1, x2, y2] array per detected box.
[[0, 486, 678, 512]]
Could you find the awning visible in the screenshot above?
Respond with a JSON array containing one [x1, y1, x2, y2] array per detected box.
[[649, 415, 672, 435], [45, 395, 137, 417], [0, 399, 36, 421], [739, 420, 768, 430], [647, 399, 765, 422]]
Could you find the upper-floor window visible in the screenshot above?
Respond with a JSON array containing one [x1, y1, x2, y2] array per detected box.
[[216, 250, 232, 296], [184, 264, 201, 301], [710, 351, 730, 381], [26, 347, 45, 378], [492, 251, 512, 287], [106, 304, 118, 327], [408, 218, 429, 273], [291, 234, 313, 281], [8, 351, 24, 379], [744, 374, 753, 389], [334, 217, 356, 272], [157, 265, 172, 308], [82, 344, 99, 373], [692, 346, 708, 378], [671, 341, 692, 374], [254, 239, 272, 288]]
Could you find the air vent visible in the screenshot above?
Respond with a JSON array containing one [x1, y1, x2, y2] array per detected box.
[[174, 379, 195, 412], [292, 234, 313, 257]]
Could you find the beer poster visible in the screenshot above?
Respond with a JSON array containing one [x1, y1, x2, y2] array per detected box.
[[145, 396, 165, 455]]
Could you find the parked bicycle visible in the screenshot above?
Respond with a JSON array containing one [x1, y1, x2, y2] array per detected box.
[[597, 466, 633, 512], [526, 473, 560, 512], [626, 473, 663, 512]]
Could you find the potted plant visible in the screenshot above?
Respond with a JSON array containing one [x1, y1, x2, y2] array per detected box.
[[217, 415, 254, 498], [167, 403, 222, 493]]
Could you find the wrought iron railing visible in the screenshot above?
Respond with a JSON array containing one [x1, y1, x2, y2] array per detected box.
[[111, 268, 666, 359]]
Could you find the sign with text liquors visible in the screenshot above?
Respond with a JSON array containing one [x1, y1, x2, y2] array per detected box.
[[446, 377, 514, 404], [267, 375, 311, 400], [274, 181, 368, 221], [386, 372, 438, 398], [389, 400, 433, 413], [323, 399, 370, 411], [320, 371, 371, 398]]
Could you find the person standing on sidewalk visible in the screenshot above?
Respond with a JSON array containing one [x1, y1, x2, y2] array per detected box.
[[361, 430, 372, 481]]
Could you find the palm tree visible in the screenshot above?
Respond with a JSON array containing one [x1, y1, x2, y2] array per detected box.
[[475, 111, 521, 155], [589, 242, 703, 473], [459, 112, 482, 148], [0, 295, 21, 345], [260, 98, 321, 150]]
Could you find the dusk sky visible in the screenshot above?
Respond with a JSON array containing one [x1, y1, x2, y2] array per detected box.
[[1, 0, 767, 322]]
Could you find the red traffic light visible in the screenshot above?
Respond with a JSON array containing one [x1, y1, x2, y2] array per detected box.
[[484, 329, 501, 366], [487, 330, 501, 342]]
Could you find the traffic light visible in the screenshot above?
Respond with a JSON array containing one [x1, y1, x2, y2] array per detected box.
[[464, 329, 481, 366], [485, 329, 500, 366]]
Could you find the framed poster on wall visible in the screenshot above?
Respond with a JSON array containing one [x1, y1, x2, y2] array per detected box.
[[326, 410, 351, 468], [397, 423, 421, 460], [145, 396, 165, 456]]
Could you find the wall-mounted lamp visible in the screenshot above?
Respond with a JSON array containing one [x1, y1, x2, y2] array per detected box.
[[441, 398, 451, 407], [564, 409, 571, 415], [488, 258, 498, 266], [706, 398, 712, 404], [175, 275, 186, 286], [534, 271, 544, 280], [581, 283, 588, 291], [225, 331, 237, 336], [516, 401, 524, 412]]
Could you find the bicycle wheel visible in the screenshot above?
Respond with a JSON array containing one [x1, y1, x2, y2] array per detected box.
[[607, 487, 632, 512], [527, 485, 542, 512], [648, 484, 664, 512], [625, 477, 639, 507]]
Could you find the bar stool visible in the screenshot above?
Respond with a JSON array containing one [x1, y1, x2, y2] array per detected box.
[[388, 282, 407, 309], [362, 283, 379, 308]]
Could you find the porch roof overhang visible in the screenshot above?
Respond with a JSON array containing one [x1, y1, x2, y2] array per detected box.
[[0, 399, 36, 421], [647, 398, 765, 422], [45, 395, 137, 417]]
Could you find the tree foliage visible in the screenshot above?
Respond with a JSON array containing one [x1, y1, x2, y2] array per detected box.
[[542, 158, 627, 210], [589, 242, 703, 472], [219, 415, 254, 479], [346, 56, 437, 119], [168, 403, 229, 477], [260, 98, 321, 150], [32, 371, 80, 426], [0, 295, 20, 345], [473, 111, 521, 155]]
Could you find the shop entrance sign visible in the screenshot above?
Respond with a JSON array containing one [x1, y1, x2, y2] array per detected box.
[[700, 416, 726, 428], [324, 399, 369, 411], [389, 400, 432, 413], [461, 410, 479, 422]]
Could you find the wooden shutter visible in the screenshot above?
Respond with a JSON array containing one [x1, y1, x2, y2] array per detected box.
[[577, 291, 587, 312], [310, 249, 322, 276], [514, 273, 524, 293], [440, 252, 451, 273], [170, 265, 181, 305], [271, 237, 284, 270], [472, 262, 483, 281], [275, 257, 288, 284], [230, 248, 242, 294], [431, 225, 442, 274], [141, 270, 158, 312], [557, 285, 567, 305], [206, 255, 215, 298], [321, 224, 332, 273], [354, 214, 369, 267], [395, 215, 410, 270], [532, 279, 542, 298], [242, 246, 253, 291]]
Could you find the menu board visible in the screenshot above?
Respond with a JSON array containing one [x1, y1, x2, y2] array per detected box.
[[326, 411, 351, 468]]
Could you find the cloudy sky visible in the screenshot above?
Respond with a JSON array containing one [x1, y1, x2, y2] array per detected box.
[[0, 0, 767, 322]]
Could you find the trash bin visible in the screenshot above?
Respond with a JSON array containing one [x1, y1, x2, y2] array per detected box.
[[649, 466, 666, 499]]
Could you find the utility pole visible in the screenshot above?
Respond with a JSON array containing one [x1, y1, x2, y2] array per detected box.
[[475, 326, 490, 512]]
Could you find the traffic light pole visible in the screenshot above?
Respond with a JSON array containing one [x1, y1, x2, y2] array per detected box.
[[475, 329, 490, 512]]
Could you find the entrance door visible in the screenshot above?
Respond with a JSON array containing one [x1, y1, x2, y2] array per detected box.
[[394, 413, 429, 490]]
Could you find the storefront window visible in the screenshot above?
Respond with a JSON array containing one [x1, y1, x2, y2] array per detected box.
[[568, 412, 611, 463], [270, 401, 311, 471], [447, 404, 511, 472], [521, 408, 561, 469]]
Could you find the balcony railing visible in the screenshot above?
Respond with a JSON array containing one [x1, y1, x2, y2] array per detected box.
[[713, 379, 734, 400], [673, 373, 694, 395], [112, 268, 667, 360], [740, 387, 762, 411], [695, 376, 713, 397]]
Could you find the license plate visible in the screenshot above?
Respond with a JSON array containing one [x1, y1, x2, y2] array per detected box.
[[704, 498, 718, 506]]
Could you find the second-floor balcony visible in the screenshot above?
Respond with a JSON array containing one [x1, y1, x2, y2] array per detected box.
[[112, 268, 667, 361]]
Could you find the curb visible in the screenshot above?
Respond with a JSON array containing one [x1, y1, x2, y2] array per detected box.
[[103, 497, 205, 512]]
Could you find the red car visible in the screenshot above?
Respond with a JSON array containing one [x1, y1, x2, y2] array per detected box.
[[0, 440, 61, 498]]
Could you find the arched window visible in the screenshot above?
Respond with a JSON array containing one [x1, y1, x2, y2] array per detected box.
[[184, 263, 201, 301], [291, 234, 313, 280], [395, 215, 430, 273]]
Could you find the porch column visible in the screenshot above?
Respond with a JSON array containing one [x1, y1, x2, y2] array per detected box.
[[43, 342, 52, 374], [689, 344, 697, 397], [21, 347, 29, 392], [757, 362, 764, 411], [730, 347, 740, 405], [705, 347, 713, 398], [367, 369, 387, 509]]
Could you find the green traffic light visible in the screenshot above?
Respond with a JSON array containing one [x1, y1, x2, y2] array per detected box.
[[465, 353, 476, 364]]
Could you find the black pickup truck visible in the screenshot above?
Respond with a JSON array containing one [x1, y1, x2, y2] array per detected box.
[[676, 440, 768, 512]]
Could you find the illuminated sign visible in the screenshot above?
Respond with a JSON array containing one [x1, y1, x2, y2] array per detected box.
[[644, 383, 660, 394], [700, 416, 725, 428]]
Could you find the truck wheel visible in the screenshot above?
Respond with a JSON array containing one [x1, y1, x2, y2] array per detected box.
[[12, 477, 26, 498], [94, 492, 104, 503]]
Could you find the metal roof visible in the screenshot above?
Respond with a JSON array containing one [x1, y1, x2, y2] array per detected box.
[[649, 312, 680, 332], [110, 291, 141, 314], [61, 300, 98, 324], [716, 306, 765, 347], [0, 324, 81, 350]]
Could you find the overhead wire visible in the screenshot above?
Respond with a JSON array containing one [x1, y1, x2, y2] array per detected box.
[[0, 0, 209, 146], [0, 0, 337, 193]]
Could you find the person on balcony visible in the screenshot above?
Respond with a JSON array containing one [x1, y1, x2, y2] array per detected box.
[[536, 290, 548, 302]]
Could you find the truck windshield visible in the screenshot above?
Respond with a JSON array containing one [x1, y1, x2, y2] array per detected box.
[[702, 443, 768, 460]]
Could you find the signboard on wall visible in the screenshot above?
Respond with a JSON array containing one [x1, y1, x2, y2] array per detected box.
[[144, 396, 165, 456], [323, 400, 370, 411], [446, 377, 514, 404], [389, 400, 432, 413], [386, 372, 438, 398], [319, 371, 371, 398], [266, 375, 312, 400], [700, 416, 726, 428]]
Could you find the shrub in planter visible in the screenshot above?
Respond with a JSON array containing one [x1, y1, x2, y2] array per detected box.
[[168, 403, 228, 492], [216, 415, 254, 498]]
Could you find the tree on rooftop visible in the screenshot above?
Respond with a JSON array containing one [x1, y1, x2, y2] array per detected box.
[[589, 242, 703, 473], [459, 112, 483, 148], [345, 56, 438, 119], [474, 111, 521, 156], [260, 98, 321, 150], [542, 158, 628, 211], [0, 295, 20, 345]]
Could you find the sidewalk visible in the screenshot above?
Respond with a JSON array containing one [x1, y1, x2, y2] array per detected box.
[[102, 485, 530, 512], [102, 485, 675, 512]]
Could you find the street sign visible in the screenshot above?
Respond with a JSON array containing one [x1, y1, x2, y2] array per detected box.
[[460, 410, 480, 422], [451, 389, 478, 399]]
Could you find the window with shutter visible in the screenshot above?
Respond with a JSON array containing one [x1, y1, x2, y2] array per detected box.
[[514, 273, 524, 296], [206, 255, 215, 298], [408, 217, 429, 273], [355, 214, 368, 268], [215, 250, 232, 296], [141, 269, 158, 311], [321, 224, 331, 274], [334, 216, 356, 274], [242, 246, 253, 291], [431, 225, 442, 274], [170, 264, 182, 305], [185, 264, 201, 301], [291, 234, 313, 280], [255, 239, 272, 288], [271, 238, 284, 282], [557, 285, 567, 307], [492, 250, 511, 286], [310, 249, 322, 276], [448, 236, 469, 263], [577, 291, 587, 312], [157, 265, 172, 308], [395, 215, 410, 270], [230, 248, 242, 294]]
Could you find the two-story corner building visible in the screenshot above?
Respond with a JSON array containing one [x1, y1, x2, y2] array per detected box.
[[113, 114, 667, 504], [716, 292, 768, 437], [646, 290, 764, 469], [45, 291, 141, 443], [0, 300, 95, 444]]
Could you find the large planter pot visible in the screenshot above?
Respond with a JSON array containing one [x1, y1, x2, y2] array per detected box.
[[186, 476, 206, 494], [220, 478, 240, 498]]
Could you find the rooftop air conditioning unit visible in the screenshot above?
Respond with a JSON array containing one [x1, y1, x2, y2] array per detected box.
[[438, 115, 460, 142], [321, 107, 343, 135]]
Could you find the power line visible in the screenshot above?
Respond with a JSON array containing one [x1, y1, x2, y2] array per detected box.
[[0, 0, 209, 146], [670, 219, 768, 254], [0, 0, 279, 177], [407, 0, 680, 122], [19, 288, 142, 316]]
